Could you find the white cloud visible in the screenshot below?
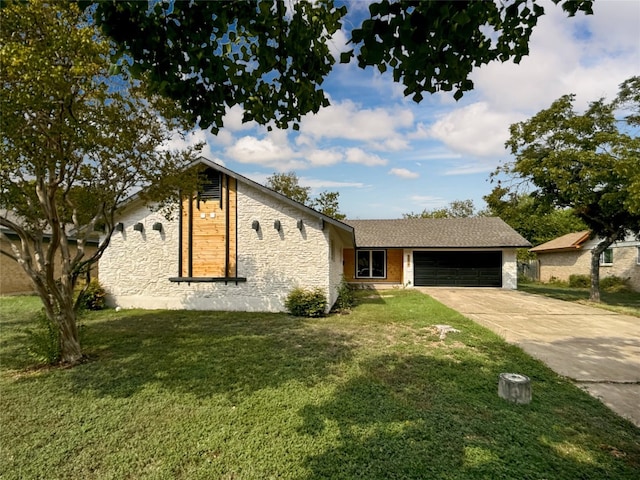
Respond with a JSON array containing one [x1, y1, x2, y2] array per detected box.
[[428, 102, 521, 158], [300, 99, 413, 149], [345, 147, 388, 166], [388, 168, 419, 179], [306, 149, 343, 167], [224, 133, 306, 171], [471, 0, 640, 114], [222, 104, 256, 132]]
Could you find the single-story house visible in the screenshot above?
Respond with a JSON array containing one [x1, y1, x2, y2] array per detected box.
[[99, 158, 531, 312], [344, 218, 531, 289], [530, 230, 640, 291]]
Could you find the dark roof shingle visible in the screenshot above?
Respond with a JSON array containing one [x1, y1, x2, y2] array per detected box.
[[345, 217, 531, 248]]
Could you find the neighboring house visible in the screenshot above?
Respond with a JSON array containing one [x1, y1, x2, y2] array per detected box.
[[0, 213, 99, 295], [530, 231, 640, 291], [344, 218, 530, 289], [99, 158, 530, 312]]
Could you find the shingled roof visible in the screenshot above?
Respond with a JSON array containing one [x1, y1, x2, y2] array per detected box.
[[345, 217, 531, 248], [529, 230, 590, 253]]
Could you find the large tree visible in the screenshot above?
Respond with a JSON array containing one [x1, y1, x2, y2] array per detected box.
[[500, 78, 640, 301], [266, 172, 346, 220], [84, 0, 594, 132], [0, 0, 200, 364], [483, 187, 587, 247]]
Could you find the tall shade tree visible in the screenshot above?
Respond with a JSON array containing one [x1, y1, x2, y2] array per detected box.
[[83, 0, 594, 132], [500, 79, 640, 302], [0, 0, 200, 365], [483, 188, 587, 247]]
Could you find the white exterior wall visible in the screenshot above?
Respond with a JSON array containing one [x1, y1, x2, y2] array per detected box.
[[401, 248, 519, 289], [100, 181, 338, 312]]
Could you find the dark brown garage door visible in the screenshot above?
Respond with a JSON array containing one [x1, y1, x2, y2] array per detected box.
[[414, 251, 502, 287]]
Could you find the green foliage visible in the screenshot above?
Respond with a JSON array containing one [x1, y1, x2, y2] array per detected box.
[[24, 310, 61, 365], [568, 274, 590, 288], [76, 279, 107, 311], [285, 287, 328, 317], [499, 77, 640, 300], [267, 171, 346, 220], [88, 0, 593, 131], [403, 199, 477, 219], [600, 276, 631, 293], [1, 0, 200, 364], [332, 278, 355, 312], [483, 188, 587, 245], [266, 171, 311, 205]]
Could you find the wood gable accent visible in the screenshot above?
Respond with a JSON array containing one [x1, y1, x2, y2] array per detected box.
[[175, 169, 240, 282]]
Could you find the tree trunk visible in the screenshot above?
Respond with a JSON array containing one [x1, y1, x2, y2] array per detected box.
[[589, 249, 601, 303], [56, 310, 83, 365]]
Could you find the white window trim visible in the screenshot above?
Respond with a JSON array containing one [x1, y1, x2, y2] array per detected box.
[[356, 249, 387, 279]]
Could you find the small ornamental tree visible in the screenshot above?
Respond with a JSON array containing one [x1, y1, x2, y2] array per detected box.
[[0, 0, 200, 365], [500, 78, 640, 302]]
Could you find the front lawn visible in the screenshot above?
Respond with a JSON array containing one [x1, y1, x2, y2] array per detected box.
[[519, 282, 640, 317], [1, 291, 638, 479]]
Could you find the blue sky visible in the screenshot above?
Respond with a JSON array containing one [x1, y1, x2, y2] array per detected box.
[[170, 0, 640, 219]]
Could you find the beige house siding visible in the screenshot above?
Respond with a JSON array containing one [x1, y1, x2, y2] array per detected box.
[[537, 242, 640, 292], [1, 236, 98, 295]]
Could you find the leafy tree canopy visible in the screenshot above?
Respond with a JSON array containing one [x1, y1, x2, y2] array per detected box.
[[403, 199, 477, 219], [0, 0, 201, 364], [83, 0, 594, 132], [483, 188, 587, 247], [266, 172, 346, 220], [498, 76, 640, 301]]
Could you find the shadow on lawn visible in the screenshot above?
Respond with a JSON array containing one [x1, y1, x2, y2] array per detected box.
[[66, 310, 355, 401], [298, 352, 640, 479]]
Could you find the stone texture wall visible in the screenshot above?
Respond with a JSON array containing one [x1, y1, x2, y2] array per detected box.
[[99, 182, 340, 312]]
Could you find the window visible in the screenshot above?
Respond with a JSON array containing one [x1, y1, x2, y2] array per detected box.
[[600, 248, 613, 265], [356, 250, 386, 278], [637, 246, 640, 265]]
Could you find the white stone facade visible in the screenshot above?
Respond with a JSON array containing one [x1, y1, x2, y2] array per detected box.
[[99, 181, 349, 312]]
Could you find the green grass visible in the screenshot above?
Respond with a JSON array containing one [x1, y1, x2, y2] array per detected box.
[[1, 291, 639, 479], [519, 282, 640, 317]]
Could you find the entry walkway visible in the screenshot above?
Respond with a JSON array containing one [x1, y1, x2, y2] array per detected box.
[[420, 287, 640, 427]]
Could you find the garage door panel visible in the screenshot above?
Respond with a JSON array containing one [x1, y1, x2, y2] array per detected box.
[[414, 251, 502, 287]]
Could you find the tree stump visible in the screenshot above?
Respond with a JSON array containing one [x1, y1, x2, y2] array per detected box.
[[498, 373, 532, 404]]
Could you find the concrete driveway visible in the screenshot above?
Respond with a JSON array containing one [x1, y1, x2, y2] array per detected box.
[[420, 287, 640, 427]]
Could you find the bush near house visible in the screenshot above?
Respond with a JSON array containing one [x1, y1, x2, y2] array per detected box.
[[285, 287, 328, 317]]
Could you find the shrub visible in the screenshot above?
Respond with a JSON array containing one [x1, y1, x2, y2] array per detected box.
[[332, 278, 355, 312], [24, 310, 61, 365], [76, 279, 107, 311], [285, 287, 327, 317], [600, 276, 631, 293], [569, 274, 590, 288]]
